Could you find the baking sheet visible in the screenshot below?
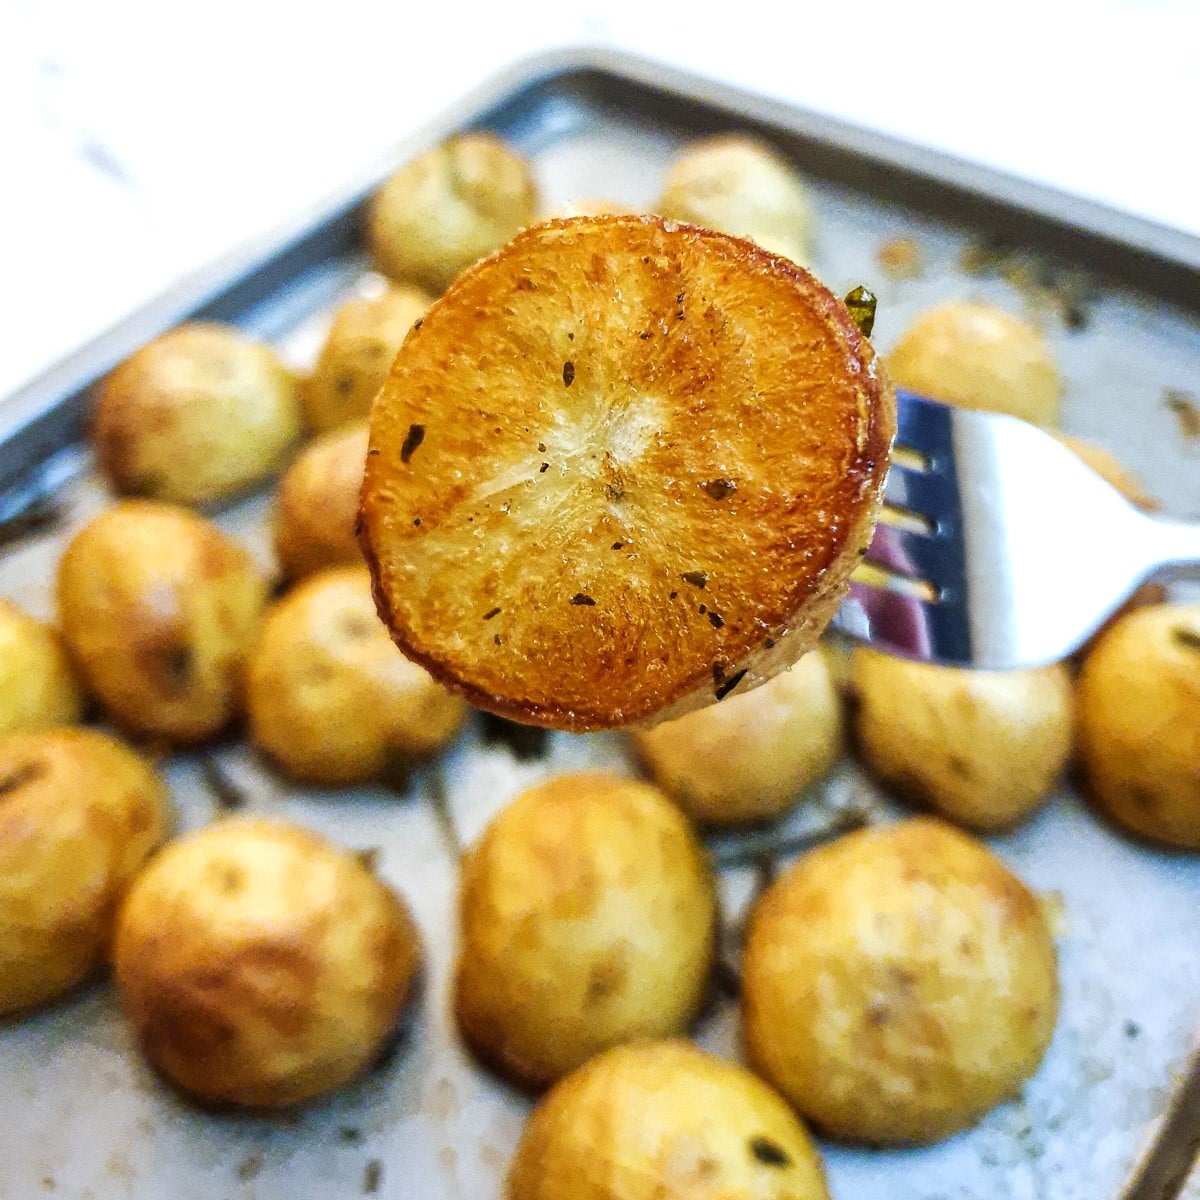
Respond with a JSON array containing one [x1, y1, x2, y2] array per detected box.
[[1, 52, 1199, 1200]]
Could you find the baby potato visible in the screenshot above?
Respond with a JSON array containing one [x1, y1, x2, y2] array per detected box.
[[303, 285, 431, 433], [0, 598, 84, 736], [113, 816, 420, 1108], [1077, 603, 1200, 848], [743, 818, 1059, 1145], [93, 322, 302, 505], [454, 772, 717, 1090], [0, 729, 169, 1016], [508, 1040, 829, 1200], [658, 134, 814, 266], [273, 422, 368, 581], [887, 300, 1062, 427], [1055, 433, 1158, 511], [247, 566, 466, 785], [852, 649, 1073, 830], [634, 648, 843, 826], [367, 133, 538, 292], [57, 500, 268, 744]]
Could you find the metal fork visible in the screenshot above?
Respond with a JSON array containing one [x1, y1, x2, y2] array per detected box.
[[832, 390, 1200, 668]]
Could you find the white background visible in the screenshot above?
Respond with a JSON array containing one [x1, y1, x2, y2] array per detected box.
[[2, 0, 1198, 400]]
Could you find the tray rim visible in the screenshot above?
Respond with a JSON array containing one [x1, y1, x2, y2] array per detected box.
[[5, 44, 1199, 453]]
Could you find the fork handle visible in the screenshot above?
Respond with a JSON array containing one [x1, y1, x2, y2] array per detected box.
[[1143, 515, 1200, 582]]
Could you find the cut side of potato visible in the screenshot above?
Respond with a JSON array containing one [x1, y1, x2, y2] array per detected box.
[[360, 215, 894, 730]]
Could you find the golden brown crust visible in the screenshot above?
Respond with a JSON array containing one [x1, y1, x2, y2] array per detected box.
[[360, 215, 895, 731], [113, 817, 420, 1108]]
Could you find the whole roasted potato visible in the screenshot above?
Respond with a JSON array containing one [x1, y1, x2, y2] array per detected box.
[[367, 133, 538, 292], [454, 772, 717, 1090], [1078, 603, 1200, 848], [852, 649, 1074, 830], [303, 285, 431, 433], [0, 729, 169, 1016], [273, 421, 368, 581], [57, 501, 268, 744], [743, 818, 1059, 1145], [508, 1040, 829, 1200], [0, 598, 84, 736], [634, 648, 843, 826], [113, 817, 420, 1107], [887, 300, 1062, 427], [658, 134, 814, 266], [247, 566, 466, 785], [93, 322, 302, 504]]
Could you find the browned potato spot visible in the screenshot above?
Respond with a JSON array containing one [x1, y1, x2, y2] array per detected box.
[[248, 566, 466, 785], [0, 729, 169, 1016], [1078, 603, 1200, 848], [634, 648, 844, 826], [0, 599, 84, 736], [454, 772, 717, 1090], [113, 817, 420, 1108], [852, 649, 1074, 831], [274, 421, 369, 581], [93, 322, 302, 505], [360, 215, 894, 730], [303, 286, 431, 433], [743, 818, 1059, 1144], [888, 301, 1061, 427], [57, 500, 268, 744], [367, 133, 538, 292], [508, 1040, 829, 1199]]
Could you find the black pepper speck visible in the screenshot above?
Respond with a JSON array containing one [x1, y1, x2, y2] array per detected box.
[[562, 361, 575, 387], [399, 423, 425, 464]]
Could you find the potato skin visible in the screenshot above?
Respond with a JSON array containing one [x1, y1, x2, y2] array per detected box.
[[743, 818, 1059, 1145], [887, 301, 1062, 427], [1077, 603, 1200, 848], [658, 134, 814, 266], [93, 322, 302, 504], [57, 501, 268, 744], [634, 649, 843, 826], [0, 729, 169, 1015], [367, 133, 538, 292], [113, 817, 420, 1108], [852, 649, 1074, 831], [454, 772, 717, 1090], [507, 1040, 829, 1200], [0, 599, 84, 736], [274, 422, 368, 581], [303, 287, 431, 433], [247, 566, 466, 785]]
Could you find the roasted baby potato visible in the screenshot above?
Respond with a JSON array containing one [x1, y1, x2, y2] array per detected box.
[[113, 817, 420, 1107], [852, 649, 1074, 830], [743, 818, 1059, 1144], [302, 285, 431, 433], [274, 421, 368, 581], [247, 566, 466, 785], [454, 772, 717, 1089], [360, 215, 894, 730], [633, 648, 844, 825], [57, 501, 268, 744], [367, 133, 538, 292], [93, 322, 302, 504], [0, 598, 84, 736], [887, 300, 1062, 427], [658, 134, 815, 266], [0, 729, 169, 1016], [1077, 603, 1200, 848], [508, 1040, 829, 1200]]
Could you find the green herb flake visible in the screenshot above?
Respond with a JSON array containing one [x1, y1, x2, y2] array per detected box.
[[702, 478, 737, 501], [562, 361, 576, 387], [570, 593, 596, 606], [1173, 627, 1200, 652], [844, 286, 877, 338], [400, 423, 425, 464], [749, 1136, 791, 1167], [682, 570, 708, 589]]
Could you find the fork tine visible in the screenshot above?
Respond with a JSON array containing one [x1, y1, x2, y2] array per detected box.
[[834, 576, 973, 663]]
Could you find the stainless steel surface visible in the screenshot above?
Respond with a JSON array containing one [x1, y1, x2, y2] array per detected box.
[[1, 48, 1199, 1200], [840, 390, 1200, 667]]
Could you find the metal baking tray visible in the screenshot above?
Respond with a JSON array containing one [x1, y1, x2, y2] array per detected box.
[[1, 47, 1198, 1200]]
